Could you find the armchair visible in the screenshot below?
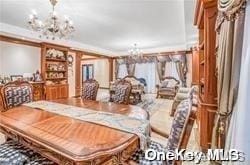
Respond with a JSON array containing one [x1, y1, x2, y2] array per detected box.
[[156, 76, 180, 99]]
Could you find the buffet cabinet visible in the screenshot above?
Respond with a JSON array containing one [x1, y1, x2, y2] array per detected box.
[[45, 84, 68, 100], [32, 82, 45, 101]]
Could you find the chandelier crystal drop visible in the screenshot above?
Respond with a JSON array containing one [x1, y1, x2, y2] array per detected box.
[[128, 43, 143, 60], [28, 0, 75, 40]]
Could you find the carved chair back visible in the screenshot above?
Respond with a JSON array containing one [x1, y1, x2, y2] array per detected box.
[[0, 81, 33, 111], [160, 76, 180, 88], [123, 76, 143, 85], [82, 79, 99, 101], [110, 79, 132, 105], [167, 98, 196, 164]]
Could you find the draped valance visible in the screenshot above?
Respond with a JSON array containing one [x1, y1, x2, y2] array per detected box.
[[156, 54, 186, 63], [219, 0, 245, 13], [116, 56, 156, 65], [216, 0, 246, 31]]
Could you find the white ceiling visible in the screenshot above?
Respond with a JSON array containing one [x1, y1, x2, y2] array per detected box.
[[0, 0, 197, 56]]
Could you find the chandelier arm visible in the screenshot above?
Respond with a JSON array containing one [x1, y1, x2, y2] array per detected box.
[[28, 0, 74, 40]]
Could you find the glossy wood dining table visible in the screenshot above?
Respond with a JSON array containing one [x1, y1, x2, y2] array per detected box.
[[0, 98, 149, 165]]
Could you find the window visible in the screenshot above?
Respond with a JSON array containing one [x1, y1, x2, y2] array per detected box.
[[82, 64, 94, 82]]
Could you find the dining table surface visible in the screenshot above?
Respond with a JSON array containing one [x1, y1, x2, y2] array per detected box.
[[0, 98, 149, 164]]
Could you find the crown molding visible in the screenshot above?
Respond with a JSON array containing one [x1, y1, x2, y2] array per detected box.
[[0, 22, 197, 57], [0, 22, 117, 57]]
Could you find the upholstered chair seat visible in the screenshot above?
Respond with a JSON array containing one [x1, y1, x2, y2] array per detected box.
[[81, 79, 99, 101], [159, 87, 176, 93], [0, 140, 54, 165], [178, 87, 192, 93], [129, 99, 195, 165], [110, 80, 132, 104], [0, 81, 33, 111]]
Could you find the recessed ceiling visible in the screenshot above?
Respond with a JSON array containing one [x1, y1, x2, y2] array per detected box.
[[0, 0, 197, 56]]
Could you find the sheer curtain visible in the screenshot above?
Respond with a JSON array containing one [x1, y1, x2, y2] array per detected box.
[[164, 61, 180, 80], [134, 63, 156, 93], [224, 2, 250, 164], [117, 64, 128, 78]]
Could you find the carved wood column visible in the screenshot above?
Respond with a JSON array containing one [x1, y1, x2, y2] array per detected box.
[[194, 0, 218, 151], [75, 51, 82, 97], [108, 58, 114, 83]]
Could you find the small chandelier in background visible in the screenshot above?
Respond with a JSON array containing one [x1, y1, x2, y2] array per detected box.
[[128, 43, 143, 60], [28, 0, 75, 40]]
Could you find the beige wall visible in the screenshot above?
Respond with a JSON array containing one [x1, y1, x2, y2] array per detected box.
[[81, 59, 110, 88], [0, 41, 41, 76]]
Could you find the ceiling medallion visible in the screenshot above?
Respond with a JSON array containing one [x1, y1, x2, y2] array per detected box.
[[28, 0, 75, 40], [128, 43, 143, 60]]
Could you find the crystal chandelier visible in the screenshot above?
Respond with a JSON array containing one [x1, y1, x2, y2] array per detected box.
[[128, 43, 143, 59], [28, 0, 75, 40]]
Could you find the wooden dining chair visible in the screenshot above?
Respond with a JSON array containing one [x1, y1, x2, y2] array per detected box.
[[110, 79, 132, 104], [129, 98, 196, 165], [0, 81, 33, 111], [0, 140, 55, 164], [81, 79, 99, 101]]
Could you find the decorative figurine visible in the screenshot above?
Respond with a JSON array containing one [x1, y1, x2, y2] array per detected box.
[[33, 70, 42, 82]]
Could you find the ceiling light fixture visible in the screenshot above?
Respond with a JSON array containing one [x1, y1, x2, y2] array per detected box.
[[28, 0, 75, 40], [128, 43, 143, 60]]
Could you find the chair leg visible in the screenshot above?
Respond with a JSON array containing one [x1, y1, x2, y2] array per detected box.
[[156, 92, 159, 98]]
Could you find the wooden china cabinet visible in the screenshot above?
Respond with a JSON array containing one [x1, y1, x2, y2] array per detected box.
[[191, 46, 200, 86], [194, 0, 218, 151], [41, 43, 69, 100]]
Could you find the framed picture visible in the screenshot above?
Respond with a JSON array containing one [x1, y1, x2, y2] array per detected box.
[[82, 64, 94, 82], [10, 75, 23, 81]]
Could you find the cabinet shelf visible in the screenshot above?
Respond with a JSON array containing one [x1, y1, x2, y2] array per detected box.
[[46, 58, 67, 62], [46, 70, 66, 72], [46, 77, 67, 80]]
